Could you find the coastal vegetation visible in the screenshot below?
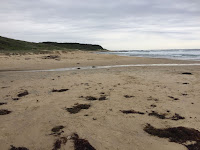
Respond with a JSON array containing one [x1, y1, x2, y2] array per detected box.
[[0, 36, 105, 53]]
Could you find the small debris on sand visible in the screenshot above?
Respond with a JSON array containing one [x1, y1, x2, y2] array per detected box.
[[168, 96, 179, 101], [53, 139, 62, 150], [85, 96, 97, 101], [66, 104, 91, 114], [171, 113, 185, 120], [17, 90, 29, 97], [52, 137, 67, 150], [52, 89, 69, 92], [150, 104, 157, 108], [99, 96, 107, 101], [93, 118, 97, 120], [51, 126, 65, 133], [12, 98, 19, 101], [71, 133, 96, 150], [182, 72, 193, 75], [10, 145, 29, 150], [124, 95, 135, 98], [147, 96, 159, 101], [42, 55, 60, 60], [183, 83, 189, 84], [0, 102, 7, 106], [0, 109, 12, 115], [148, 111, 166, 119], [148, 111, 185, 120], [120, 110, 145, 115], [144, 124, 200, 150], [85, 96, 108, 101]]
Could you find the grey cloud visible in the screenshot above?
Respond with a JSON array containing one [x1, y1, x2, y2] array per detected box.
[[0, 0, 200, 49]]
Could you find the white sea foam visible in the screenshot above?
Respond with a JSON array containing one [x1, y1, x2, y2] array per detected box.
[[100, 49, 200, 61]]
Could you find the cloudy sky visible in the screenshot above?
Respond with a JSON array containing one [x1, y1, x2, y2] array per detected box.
[[0, 0, 200, 50]]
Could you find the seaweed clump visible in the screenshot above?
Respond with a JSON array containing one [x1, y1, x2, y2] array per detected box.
[[148, 111, 166, 119], [50, 125, 65, 136], [52, 89, 69, 92], [66, 104, 91, 114], [120, 110, 145, 115], [17, 90, 29, 97], [71, 133, 96, 150], [0, 109, 12, 115], [148, 111, 185, 121], [52, 137, 67, 150], [10, 145, 29, 150], [0, 102, 7, 106], [144, 124, 200, 150]]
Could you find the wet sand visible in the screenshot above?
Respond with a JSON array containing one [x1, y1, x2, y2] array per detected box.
[[0, 51, 200, 150]]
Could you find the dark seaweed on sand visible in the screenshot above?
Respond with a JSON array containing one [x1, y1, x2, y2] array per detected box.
[[66, 104, 91, 114], [148, 111, 166, 119], [85, 96, 108, 101], [52, 137, 67, 150], [10, 145, 29, 150], [120, 110, 145, 115], [182, 72, 193, 75], [71, 133, 96, 150], [144, 124, 200, 150], [52, 89, 69, 92], [124, 95, 135, 98], [42, 55, 60, 60], [17, 90, 29, 97], [53, 139, 62, 150], [171, 113, 185, 120], [0, 102, 7, 106], [148, 111, 185, 120], [168, 96, 179, 101], [51, 126, 65, 133], [0, 109, 11, 115], [85, 96, 97, 101], [99, 96, 107, 101]]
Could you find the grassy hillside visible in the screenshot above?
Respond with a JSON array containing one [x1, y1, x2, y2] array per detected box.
[[0, 36, 104, 53]]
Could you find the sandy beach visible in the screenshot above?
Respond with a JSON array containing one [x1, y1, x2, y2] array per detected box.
[[0, 51, 200, 150]]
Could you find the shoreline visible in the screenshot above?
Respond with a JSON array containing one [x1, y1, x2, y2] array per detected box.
[[1, 63, 200, 73]]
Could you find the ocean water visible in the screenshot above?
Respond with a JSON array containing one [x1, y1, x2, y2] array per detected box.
[[100, 49, 200, 61]]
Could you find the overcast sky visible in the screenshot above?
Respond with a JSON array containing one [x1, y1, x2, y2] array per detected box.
[[0, 0, 200, 50]]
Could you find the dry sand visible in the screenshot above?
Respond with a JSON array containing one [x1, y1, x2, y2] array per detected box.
[[0, 51, 200, 150]]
